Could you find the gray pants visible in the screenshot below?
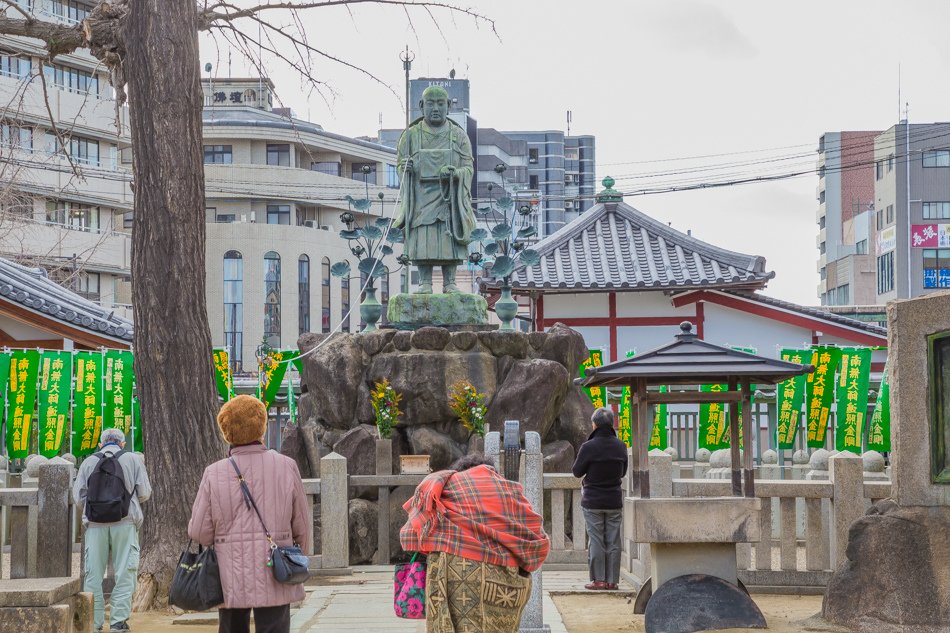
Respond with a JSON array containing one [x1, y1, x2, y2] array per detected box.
[[583, 507, 622, 584]]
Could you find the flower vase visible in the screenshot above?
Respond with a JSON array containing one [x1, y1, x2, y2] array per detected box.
[[360, 286, 383, 332], [495, 285, 518, 331]]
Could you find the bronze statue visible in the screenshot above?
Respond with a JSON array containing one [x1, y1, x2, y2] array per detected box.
[[393, 85, 475, 294]]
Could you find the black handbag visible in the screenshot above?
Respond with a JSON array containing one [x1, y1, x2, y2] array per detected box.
[[168, 541, 224, 611], [228, 457, 310, 585]]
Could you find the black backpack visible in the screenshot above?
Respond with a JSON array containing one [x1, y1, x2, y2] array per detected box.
[[85, 449, 133, 523]]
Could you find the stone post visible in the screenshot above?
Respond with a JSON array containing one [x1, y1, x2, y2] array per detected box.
[[519, 431, 549, 633], [37, 457, 73, 578], [828, 451, 863, 569], [320, 453, 349, 570], [693, 448, 711, 479], [648, 450, 673, 497], [375, 439, 392, 565], [484, 431, 500, 471]]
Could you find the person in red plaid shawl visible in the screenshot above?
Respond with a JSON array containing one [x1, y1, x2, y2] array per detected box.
[[400, 454, 550, 633]]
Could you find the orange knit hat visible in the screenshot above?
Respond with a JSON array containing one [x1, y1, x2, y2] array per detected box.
[[217, 395, 267, 445]]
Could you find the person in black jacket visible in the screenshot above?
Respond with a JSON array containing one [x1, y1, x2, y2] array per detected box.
[[572, 407, 629, 590]]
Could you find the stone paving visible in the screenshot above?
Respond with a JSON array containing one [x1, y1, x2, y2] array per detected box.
[[285, 567, 634, 632]]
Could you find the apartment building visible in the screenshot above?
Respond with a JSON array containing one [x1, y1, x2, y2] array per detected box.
[[201, 77, 404, 371], [0, 0, 133, 318]]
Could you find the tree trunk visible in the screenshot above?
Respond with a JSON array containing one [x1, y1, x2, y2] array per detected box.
[[124, 0, 224, 609]]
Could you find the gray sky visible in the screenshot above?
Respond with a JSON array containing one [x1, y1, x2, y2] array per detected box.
[[201, 0, 950, 305]]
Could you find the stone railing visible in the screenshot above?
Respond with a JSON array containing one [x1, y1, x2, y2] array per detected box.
[[622, 450, 892, 592], [543, 474, 586, 566]]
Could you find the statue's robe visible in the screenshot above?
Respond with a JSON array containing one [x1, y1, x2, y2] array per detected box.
[[393, 118, 475, 264]]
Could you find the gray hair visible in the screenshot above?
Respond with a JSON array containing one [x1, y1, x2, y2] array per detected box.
[[99, 428, 126, 446], [592, 407, 615, 427]]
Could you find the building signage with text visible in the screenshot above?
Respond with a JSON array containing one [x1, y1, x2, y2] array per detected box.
[[877, 226, 897, 254], [911, 224, 950, 248]]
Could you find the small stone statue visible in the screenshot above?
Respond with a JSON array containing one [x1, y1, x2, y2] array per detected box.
[[392, 85, 475, 294]]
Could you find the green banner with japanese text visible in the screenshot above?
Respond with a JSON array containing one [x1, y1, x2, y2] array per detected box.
[[806, 347, 841, 448], [258, 349, 298, 409], [213, 348, 233, 401], [618, 385, 631, 446], [699, 384, 728, 450], [649, 386, 668, 450], [776, 348, 808, 449], [73, 352, 104, 457], [7, 350, 40, 458], [578, 349, 605, 408], [132, 397, 144, 453], [38, 351, 72, 457], [835, 347, 872, 454], [868, 362, 890, 452], [103, 350, 134, 436]]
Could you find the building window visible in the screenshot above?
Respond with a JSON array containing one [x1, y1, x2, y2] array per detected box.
[[835, 284, 850, 305], [266, 144, 291, 167], [223, 250, 243, 372], [1, 123, 32, 150], [819, 241, 826, 255], [876, 209, 885, 230], [818, 215, 826, 229], [0, 194, 32, 218], [529, 175, 539, 189], [528, 148, 538, 164], [321, 257, 331, 333], [266, 204, 291, 225], [264, 251, 281, 348], [341, 264, 351, 333], [923, 150, 950, 168], [49, 0, 89, 24], [923, 202, 950, 220], [298, 255, 310, 335], [311, 161, 340, 176], [875, 161, 884, 180], [877, 251, 895, 295], [351, 162, 376, 183], [203, 144, 232, 164], [46, 200, 99, 232], [0, 52, 31, 80], [386, 164, 400, 188], [818, 165, 826, 178], [43, 63, 99, 96], [216, 213, 236, 223], [923, 249, 950, 288], [887, 154, 894, 172], [855, 239, 868, 255], [76, 271, 99, 302], [819, 267, 827, 280], [886, 204, 894, 225], [46, 132, 99, 165], [819, 189, 825, 204]]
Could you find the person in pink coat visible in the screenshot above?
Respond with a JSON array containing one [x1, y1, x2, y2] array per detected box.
[[189, 395, 312, 633]]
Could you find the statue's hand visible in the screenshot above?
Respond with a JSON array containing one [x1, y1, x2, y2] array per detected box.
[[404, 159, 414, 174], [439, 165, 456, 178]]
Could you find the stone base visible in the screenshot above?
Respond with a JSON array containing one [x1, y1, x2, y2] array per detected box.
[[822, 501, 950, 632], [387, 292, 489, 329], [651, 543, 739, 588]]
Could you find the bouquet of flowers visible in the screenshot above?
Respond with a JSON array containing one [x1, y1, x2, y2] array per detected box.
[[370, 378, 401, 439], [449, 381, 487, 437]]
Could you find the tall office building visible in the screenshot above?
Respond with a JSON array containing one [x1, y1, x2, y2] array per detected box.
[[0, 0, 133, 318], [818, 123, 950, 305]]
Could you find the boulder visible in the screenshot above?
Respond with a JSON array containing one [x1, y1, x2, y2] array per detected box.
[[358, 329, 396, 357], [553, 387, 595, 450], [450, 331, 479, 352], [348, 499, 379, 565], [542, 440, 576, 473], [388, 485, 416, 562], [407, 426, 465, 471], [392, 331, 412, 352], [823, 501, 950, 632], [485, 358, 569, 439], [299, 332, 364, 430], [479, 331, 528, 359], [410, 326, 451, 351], [527, 331, 546, 352], [366, 351, 497, 427], [539, 322, 589, 378], [280, 424, 312, 478], [333, 425, 378, 499]]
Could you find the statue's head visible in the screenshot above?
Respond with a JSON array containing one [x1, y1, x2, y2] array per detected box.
[[420, 85, 450, 127]]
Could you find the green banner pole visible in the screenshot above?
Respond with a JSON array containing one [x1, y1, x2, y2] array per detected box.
[[835, 347, 872, 454], [868, 361, 890, 452], [38, 350, 72, 457], [776, 349, 808, 449], [578, 349, 606, 408], [73, 351, 105, 458], [806, 346, 842, 448], [7, 350, 40, 459], [649, 385, 668, 450]]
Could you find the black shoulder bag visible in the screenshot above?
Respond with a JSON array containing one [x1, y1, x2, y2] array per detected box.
[[228, 457, 310, 585]]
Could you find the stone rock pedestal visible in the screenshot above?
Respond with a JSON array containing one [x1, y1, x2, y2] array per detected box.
[[387, 292, 489, 329], [628, 497, 765, 633], [0, 577, 93, 633]]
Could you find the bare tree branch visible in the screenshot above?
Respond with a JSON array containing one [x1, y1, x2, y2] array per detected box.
[[0, 15, 85, 56], [0, 0, 33, 22]]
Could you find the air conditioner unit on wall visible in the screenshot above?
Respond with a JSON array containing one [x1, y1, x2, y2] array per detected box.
[[320, 225, 331, 231], [304, 220, 316, 228]]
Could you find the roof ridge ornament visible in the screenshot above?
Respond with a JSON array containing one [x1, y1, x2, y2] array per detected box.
[[676, 321, 697, 339], [595, 176, 623, 203]]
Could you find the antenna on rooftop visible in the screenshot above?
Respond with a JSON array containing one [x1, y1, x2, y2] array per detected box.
[[566, 110, 572, 136]]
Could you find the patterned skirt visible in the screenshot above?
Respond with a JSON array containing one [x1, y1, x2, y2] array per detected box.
[[406, 220, 466, 264], [425, 551, 532, 633]]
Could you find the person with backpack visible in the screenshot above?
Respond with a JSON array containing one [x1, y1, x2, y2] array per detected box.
[[74, 427, 152, 632]]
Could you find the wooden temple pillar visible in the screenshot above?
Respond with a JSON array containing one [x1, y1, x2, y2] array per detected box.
[[741, 378, 755, 498], [635, 378, 651, 498]]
